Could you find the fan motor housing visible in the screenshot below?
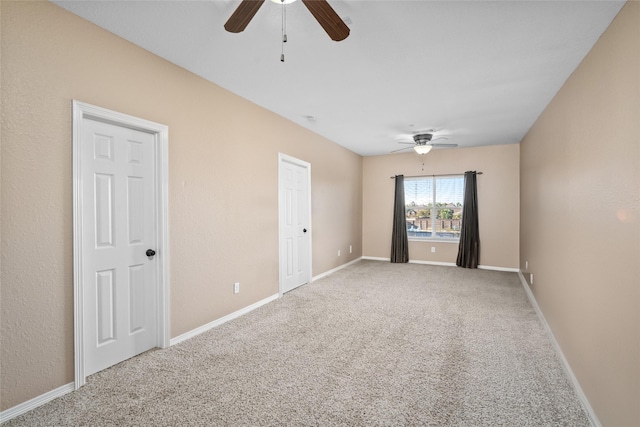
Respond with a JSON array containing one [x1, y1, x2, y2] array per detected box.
[[413, 133, 433, 145]]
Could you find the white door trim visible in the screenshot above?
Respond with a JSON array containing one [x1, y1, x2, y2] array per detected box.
[[278, 153, 312, 296], [72, 100, 170, 389]]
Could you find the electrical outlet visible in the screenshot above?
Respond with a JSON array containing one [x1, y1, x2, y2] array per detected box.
[[431, 247, 436, 253], [338, 250, 341, 257], [349, 245, 352, 254], [234, 282, 240, 294], [530, 274, 534, 285]]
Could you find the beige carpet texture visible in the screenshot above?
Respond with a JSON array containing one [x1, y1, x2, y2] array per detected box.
[[6, 260, 591, 426]]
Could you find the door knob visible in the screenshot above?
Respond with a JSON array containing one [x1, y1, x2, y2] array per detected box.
[[303, 228, 307, 233], [146, 249, 156, 257]]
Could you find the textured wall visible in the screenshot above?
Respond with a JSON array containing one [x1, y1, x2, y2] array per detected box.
[[0, 1, 362, 410], [362, 144, 520, 269], [520, 2, 639, 426]]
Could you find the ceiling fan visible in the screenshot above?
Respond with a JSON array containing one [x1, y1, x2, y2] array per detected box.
[[224, 0, 350, 42], [392, 132, 458, 155]]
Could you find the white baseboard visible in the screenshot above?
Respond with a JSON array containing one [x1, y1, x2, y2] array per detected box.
[[362, 256, 518, 272], [361, 256, 390, 262], [0, 382, 74, 424], [312, 257, 363, 282], [170, 293, 279, 346], [410, 259, 456, 267], [517, 271, 601, 427], [478, 265, 519, 272]]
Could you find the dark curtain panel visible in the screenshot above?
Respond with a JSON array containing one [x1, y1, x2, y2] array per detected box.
[[391, 175, 409, 263], [456, 171, 480, 268]]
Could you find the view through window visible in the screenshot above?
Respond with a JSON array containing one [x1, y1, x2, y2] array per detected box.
[[404, 175, 464, 240]]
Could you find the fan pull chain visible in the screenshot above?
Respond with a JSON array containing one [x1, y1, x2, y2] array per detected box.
[[281, 0, 287, 62]]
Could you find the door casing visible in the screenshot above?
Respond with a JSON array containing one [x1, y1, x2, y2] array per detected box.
[[72, 100, 170, 389]]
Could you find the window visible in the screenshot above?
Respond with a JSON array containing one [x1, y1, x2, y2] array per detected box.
[[404, 175, 464, 240]]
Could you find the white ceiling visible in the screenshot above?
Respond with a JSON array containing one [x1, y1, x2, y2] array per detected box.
[[52, 0, 625, 156]]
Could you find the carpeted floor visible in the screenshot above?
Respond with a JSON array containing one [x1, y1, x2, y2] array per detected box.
[[6, 260, 591, 426]]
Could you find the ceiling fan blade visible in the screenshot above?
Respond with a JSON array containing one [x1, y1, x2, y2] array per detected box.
[[396, 142, 415, 145], [430, 143, 458, 148], [224, 0, 266, 33], [391, 146, 414, 153], [301, 0, 350, 41], [430, 136, 449, 143]]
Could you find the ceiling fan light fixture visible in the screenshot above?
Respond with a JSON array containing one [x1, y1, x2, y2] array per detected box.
[[414, 145, 433, 155]]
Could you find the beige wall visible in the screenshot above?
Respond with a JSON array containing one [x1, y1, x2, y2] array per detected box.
[[363, 144, 519, 269], [0, 1, 362, 410], [520, 2, 639, 426]]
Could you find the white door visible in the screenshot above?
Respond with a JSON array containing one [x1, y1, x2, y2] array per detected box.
[[279, 154, 311, 294], [81, 118, 158, 376]]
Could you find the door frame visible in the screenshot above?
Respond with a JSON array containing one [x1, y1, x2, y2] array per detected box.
[[72, 100, 170, 389], [278, 153, 312, 295]]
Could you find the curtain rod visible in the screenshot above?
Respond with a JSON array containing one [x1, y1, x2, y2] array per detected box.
[[389, 172, 483, 179]]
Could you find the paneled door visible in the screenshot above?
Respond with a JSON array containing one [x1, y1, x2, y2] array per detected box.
[[81, 118, 158, 376], [279, 154, 311, 294]]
